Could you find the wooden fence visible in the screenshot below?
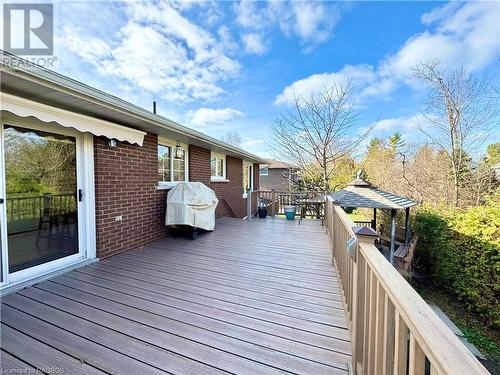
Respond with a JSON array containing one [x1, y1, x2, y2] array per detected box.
[[324, 197, 489, 375]]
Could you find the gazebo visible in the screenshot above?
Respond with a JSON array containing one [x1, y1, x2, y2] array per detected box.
[[330, 171, 417, 264]]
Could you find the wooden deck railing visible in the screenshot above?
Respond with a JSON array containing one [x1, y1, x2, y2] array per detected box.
[[6, 193, 77, 234], [252, 190, 324, 217], [324, 197, 489, 375], [353, 220, 374, 228]]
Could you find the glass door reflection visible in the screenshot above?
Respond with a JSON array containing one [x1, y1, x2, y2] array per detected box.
[[4, 125, 79, 273]]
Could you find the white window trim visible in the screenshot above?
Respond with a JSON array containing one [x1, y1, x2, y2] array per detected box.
[[242, 161, 254, 198], [259, 167, 269, 176], [210, 152, 227, 181], [157, 137, 189, 189]]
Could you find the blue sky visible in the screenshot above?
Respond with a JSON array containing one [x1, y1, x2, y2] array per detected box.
[[42, 1, 500, 156]]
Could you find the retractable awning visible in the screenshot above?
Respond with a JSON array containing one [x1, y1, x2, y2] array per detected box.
[[1, 93, 146, 146]]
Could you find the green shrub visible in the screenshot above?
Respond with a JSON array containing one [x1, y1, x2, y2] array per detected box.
[[413, 191, 500, 328]]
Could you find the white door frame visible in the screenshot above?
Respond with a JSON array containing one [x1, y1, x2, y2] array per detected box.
[[0, 114, 96, 291]]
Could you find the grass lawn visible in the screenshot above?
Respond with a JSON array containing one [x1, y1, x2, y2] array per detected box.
[[415, 282, 500, 375]]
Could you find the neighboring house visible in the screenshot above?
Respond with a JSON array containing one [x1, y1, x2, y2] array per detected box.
[[0, 53, 263, 293], [259, 159, 300, 191]]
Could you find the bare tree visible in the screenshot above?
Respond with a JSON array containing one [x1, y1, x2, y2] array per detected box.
[[221, 131, 242, 148], [271, 81, 372, 192], [413, 61, 499, 206]]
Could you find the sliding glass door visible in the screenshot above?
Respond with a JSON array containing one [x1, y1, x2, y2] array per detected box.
[[0, 121, 85, 284]]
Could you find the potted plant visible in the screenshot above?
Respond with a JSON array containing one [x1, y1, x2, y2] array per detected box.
[[258, 205, 267, 218], [284, 205, 296, 220]]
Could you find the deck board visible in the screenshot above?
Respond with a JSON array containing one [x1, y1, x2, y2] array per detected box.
[[1, 217, 352, 374]]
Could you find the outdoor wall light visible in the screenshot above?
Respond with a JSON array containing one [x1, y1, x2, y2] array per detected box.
[[108, 139, 118, 148], [174, 140, 182, 158]]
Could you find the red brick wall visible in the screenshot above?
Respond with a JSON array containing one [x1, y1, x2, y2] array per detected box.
[[94, 133, 168, 259], [94, 136, 259, 258], [188, 145, 248, 218]]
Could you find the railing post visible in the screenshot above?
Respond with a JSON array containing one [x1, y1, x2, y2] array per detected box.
[[246, 188, 252, 220], [271, 189, 276, 217], [352, 226, 378, 375]]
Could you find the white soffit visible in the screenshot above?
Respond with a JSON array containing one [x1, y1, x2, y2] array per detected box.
[[0, 93, 146, 146]]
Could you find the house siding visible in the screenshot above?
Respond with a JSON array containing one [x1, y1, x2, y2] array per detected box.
[[260, 168, 290, 191], [94, 133, 167, 259]]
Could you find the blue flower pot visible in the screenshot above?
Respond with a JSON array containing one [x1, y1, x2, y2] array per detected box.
[[284, 205, 296, 220]]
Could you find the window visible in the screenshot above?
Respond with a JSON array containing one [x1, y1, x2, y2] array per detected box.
[[211, 153, 226, 180], [158, 142, 187, 183], [259, 167, 269, 176], [158, 145, 171, 182], [173, 148, 186, 181]]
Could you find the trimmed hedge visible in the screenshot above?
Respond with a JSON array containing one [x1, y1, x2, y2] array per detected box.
[[413, 192, 500, 328]]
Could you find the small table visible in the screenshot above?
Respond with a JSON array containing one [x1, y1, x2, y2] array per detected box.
[[296, 198, 326, 225]]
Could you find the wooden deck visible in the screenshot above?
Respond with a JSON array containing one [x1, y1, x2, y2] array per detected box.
[[1, 217, 351, 375]]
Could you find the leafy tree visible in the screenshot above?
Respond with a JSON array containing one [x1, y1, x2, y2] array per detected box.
[[485, 142, 500, 166], [413, 192, 500, 328], [4, 127, 76, 196], [388, 132, 405, 153]]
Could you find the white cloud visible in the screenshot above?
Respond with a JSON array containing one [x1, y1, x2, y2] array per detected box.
[[420, 2, 462, 26], [234, 1, 267, 30], [60, 1, 240, 103], [234, 0, 340, 52], [241, 138, 265, 149], [380, 1, 500, 84], [274, 64, 379, 106], [373, 115, 424, 133], [275, 1, 339, 47], [63, 27, 111, 63], [242, 33, 267, 55], [275, 2, 500, 106], [188, 107, 243, 127], [357, 114, 433, 151]]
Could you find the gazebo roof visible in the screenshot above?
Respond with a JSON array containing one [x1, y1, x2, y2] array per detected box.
[[330, 173, 417, 210]]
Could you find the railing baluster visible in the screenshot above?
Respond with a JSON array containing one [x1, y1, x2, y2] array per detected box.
[[382, 294, 395, 375], [409, 333, 426, 375], [362, 262, 371, 372], [394, 312, 409, 375], [367, 273, 377, 374], [375, 282, 386, 374], [352, 252, 365, 373]]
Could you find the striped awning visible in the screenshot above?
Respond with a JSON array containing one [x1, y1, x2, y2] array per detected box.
[[1, 93, 146, 146]]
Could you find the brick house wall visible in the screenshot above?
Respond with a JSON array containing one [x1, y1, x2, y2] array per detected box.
[[94, 137, 257, 259], [188, 145, 248, 218], [94, 133, 168, 259]]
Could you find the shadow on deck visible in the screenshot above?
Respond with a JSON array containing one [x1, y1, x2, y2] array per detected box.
[[1, 217, 352, 374]]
